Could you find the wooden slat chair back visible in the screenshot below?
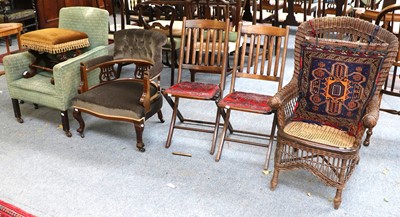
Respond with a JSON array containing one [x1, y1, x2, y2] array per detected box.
[[163, 17, 230, 153], [213, 22, 290, 170]]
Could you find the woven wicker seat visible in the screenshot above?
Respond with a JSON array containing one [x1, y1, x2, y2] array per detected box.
[[270, 17, 398, 209], [283, 122, 356, 149]]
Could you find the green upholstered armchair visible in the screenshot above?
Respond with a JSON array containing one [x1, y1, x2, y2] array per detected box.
[[3, 7, 109, 137]]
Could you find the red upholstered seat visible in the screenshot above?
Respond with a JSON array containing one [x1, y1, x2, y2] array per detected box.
[[165, 81, 220, 99], [218, 91, 273, 114]]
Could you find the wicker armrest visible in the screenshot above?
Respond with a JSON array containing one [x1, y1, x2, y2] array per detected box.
[[362, 94, 380, 128], [269, 78, 298, 110]]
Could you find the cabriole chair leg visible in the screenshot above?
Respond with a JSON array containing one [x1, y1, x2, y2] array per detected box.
[[73, 108, 85, 138], [157, 110, 165, 123], [61, 110, 72, 137], [134, 123, 145, 152], [11, 98, 23, 123]]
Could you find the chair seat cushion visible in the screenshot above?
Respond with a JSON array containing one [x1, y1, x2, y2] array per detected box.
[[10, 72, 55, 96], [165, 81, 220, 99], [283, 121, 356, 149], [218, 91, 273, 114], [73, 80, 161, 121], [0, 9, 35, 22], [21, 28, 90, 54]]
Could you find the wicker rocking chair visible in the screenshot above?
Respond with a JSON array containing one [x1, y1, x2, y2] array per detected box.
[[269, 17, 398, 209]]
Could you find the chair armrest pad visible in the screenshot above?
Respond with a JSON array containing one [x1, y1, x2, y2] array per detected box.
[[362, 94, 380, 128]]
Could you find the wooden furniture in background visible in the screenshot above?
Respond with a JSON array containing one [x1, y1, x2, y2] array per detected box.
[[0, 22, 22, 75], [35, 0, 112, 29], [0, 0, 38, 32], [375, 5, 400, 115]]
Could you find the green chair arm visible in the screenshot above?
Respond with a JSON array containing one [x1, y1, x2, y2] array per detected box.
[[52, 45, 109, 102], [3, 51, 36, 83]]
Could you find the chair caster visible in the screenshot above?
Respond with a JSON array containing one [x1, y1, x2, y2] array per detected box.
[[16, 117, 24, 123], [65, 131, 72, 137], [79, 133, 85, 138], [138, 147, 146, 152]]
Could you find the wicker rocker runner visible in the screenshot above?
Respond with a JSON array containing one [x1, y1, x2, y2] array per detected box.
[[269, 17, 398, 209]]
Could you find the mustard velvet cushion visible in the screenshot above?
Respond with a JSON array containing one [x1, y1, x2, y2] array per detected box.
[[21, 28, 90, 54]]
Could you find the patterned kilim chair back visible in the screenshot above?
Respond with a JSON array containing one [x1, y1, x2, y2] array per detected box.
[[270, 16, 398, 209]]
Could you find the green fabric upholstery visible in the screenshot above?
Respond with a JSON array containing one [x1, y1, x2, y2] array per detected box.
[[58, 7, 109, 50], [4, 7, 109, 112]]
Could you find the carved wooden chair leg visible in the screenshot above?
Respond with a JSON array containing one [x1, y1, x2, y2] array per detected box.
[[363, 127, 372, 146], [166, 97, 180, 148], [215, 108, 231, 162], [11, 98, 23, 123], [157, 110, 165, 123], [60, 110, 72, 137], [134, 123, 145, 152], [73, 108, 85, 138]]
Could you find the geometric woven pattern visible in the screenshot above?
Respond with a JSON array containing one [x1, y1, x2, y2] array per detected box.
[[293, 42, 387, 135], [0, 200, 36, 217], [218, 91, 273, 114], [164, 81, 220, 100]]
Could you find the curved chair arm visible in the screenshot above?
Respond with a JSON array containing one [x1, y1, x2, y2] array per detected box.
[[52, 46, 109, 107], [3, 51, 36, 83], [362, 94, 381, 128], [269, 78, 299, 110], [79, 58, 155, 112], [270, 78, 300, 129]]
